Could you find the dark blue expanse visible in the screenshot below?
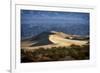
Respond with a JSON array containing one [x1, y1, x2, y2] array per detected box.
[[21, 10, 89, 39]]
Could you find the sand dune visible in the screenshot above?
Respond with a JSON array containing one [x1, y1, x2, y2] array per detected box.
[[21, 31, 88, 51], [49, 34, 87, 46]]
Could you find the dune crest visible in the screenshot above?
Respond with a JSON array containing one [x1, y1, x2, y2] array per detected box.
[[21, 31, 88, 50]]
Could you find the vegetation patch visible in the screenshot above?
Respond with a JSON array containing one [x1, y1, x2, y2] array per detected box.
[[21, 44, 89, 63]]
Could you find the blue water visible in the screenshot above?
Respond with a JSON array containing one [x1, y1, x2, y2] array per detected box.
[[21, 10, 89, 38]]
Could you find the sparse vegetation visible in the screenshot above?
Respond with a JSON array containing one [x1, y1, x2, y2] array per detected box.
[[21, 44, 89, 63]]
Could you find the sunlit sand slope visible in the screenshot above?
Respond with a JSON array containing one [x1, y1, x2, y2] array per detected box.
[[49, 34, 87, 46]]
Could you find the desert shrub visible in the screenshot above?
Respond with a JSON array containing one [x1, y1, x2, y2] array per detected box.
[[21, 49, 34, 62], [21, 44, 89, 62], [69, 44, 89, 59]]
